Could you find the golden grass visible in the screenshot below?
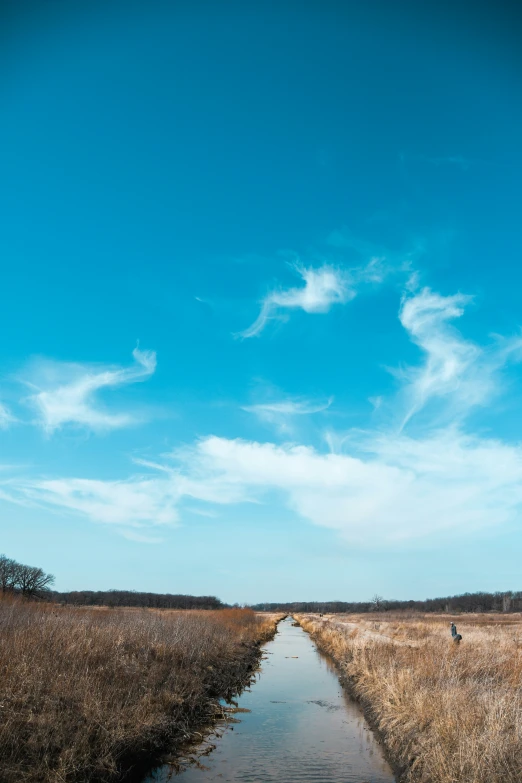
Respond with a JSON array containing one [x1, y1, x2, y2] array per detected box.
[[0, 596, 280, 783], [295, 612, 522, 783]]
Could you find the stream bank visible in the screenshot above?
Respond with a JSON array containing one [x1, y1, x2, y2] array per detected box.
[[145, 616, 395, 783]]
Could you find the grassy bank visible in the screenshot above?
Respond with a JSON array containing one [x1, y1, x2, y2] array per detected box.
[[0, 596, 280, 783], [295, 612, 522, 783]]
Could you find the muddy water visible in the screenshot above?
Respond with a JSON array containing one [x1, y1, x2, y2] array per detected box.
[[146, 617, 395, 783]]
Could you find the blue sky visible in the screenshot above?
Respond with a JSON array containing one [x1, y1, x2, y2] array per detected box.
[[2, 1, 522, 602]]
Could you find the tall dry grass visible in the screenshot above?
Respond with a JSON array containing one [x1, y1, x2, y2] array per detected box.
[[296, 612, 522, 783], [0, 596, 278, 783]]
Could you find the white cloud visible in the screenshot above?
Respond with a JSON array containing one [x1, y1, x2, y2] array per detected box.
[[0, 402, 14, 429], [398, 287, 495, 426], [26, 347, 156, 434], [237, 235, 420, 340], [19, 475, 179, 526], [244, 400, 330, 415], [172, 431, 522, 543], [242, 397, 332, 429], [6, 283, 522, 547], [7, 423, 522, 545], [3, 454, 246, 537], [238, 265, 352, 338]]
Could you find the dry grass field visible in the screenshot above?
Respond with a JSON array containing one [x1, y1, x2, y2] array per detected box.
[[296, 612, 522, 783], [0, 596, 279, 783]]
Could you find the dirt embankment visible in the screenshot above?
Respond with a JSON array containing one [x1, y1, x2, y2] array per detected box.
[[0, 597, 281, 783], [295, 612, 522, 783]]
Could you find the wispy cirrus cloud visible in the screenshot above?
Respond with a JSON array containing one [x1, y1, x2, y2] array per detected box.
[[397, 287, 522, 427], [12, 474, 180, 527], [237, 230, 420, 339], [170, 430, 522, 543], [11, 422, 522, 546], [238, 264, 352, 338], [242, 396, 333, 433], [243, 398, 332, 417], [0, 402, 15, 429], [398, 287, 482, 426], [25, 347, 156, 434], [2, 454, 245, 537], [6, 284, 522, 546]]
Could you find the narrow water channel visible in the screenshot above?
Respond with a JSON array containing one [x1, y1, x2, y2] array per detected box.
[[146, 617, 395, 783]]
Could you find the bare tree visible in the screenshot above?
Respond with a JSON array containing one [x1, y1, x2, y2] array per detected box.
[[0, 555, 54, 599], [0, 555, 18, 592], [370, 594, 387, 611], [19, 566, 55, 598]]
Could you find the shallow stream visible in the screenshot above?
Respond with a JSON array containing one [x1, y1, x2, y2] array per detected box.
[[145, 617, 395, 783]]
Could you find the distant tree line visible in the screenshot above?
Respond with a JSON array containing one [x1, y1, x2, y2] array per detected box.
[[5, 548, 520, 614], [251, 591, 522, 614], [1, 553, 223, 608], [51, 590, 225, 609], [0, 554, 55, 599]]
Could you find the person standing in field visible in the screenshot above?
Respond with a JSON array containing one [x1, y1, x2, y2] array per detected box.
[[450, 622, 462, 643]]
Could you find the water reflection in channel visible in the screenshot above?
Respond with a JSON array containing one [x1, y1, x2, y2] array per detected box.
[[146, 617, 395, 783]]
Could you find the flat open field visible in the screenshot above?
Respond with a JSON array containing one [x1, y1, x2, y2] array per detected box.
[[0, 597, 279, 783], [296, 612, 522, 783]]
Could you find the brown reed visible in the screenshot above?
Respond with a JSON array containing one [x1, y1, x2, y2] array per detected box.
[[296, 612, 522, 783], [0, 595, 278, 783]]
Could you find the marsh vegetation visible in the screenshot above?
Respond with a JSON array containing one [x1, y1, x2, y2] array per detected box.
[[296, 612, 522, 783], [147, 616, 394, 783], [0, 597, 278, 783]]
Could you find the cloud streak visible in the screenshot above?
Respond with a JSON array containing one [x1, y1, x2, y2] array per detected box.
[[15, 474, 180, 527], [238, 265, 352, 338], [242, 396, 333, 433], [10, 423, 522, 546], [0, 402, 14, 429], [26, 348, 156, 434], [398, 288, 482, 425], [175, 430, 522, 543], [237, 236, 418, 340], [397, 287, 522, 428], [243, 397, 332, 416], [6, 284, 522, 546]]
